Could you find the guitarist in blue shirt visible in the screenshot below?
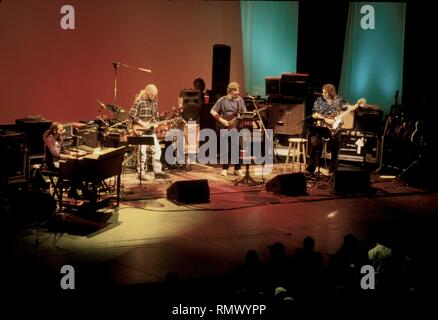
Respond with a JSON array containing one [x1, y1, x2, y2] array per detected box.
[[210, 82, 247, 177], [306, 84, 364, 175]]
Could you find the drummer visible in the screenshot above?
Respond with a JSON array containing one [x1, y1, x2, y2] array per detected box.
[[129, 84, 169, 179]]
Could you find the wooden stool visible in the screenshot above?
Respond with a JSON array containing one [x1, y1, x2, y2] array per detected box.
[[284, 138, 307, 172], [321, 137, 330, 169]]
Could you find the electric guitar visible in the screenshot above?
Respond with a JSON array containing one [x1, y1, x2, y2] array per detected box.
[[132, 119, 171, 136], [313, 98, 366, 134]]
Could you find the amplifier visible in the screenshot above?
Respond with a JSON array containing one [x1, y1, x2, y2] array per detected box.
[[338, 130, 379, 163], [75, 124, 98, 148], [0, 130, 27, 180], [354, 108, 383, 132], [280, 73, 309, 99], [15, 117, 52, 155], [268, 102, 305, 135], [265, 76, 281, 96]]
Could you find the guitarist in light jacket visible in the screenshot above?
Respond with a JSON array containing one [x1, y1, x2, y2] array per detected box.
[[129, 84, 168, 179], [210, 82, 247, 177], [306, 83, 350, 175]]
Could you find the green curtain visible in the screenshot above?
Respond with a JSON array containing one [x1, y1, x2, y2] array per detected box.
[[241, 1, 299, 97], [339, 2, 406, 113]]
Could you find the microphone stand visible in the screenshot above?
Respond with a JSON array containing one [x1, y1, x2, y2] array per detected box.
[[111, 61, 152, 105], [117, 62, 152, 73], [251, 99, 269, 183], [112, 62, 119, 104]]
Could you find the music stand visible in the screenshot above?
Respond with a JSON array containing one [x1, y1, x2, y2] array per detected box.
[[306, 125, 332, 186], [234, 111, 264, 186], [127, 135, 155, 186]]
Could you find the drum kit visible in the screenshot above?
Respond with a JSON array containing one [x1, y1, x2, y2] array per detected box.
[[96, 99, 187, 146]]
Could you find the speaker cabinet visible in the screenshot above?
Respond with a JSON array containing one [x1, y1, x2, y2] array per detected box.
[[334, 166, 370, 193], [354, 109, 383, 132], [180, 89, 202, 122], [266, 173, 307, 196], [0, 130, 26, 180], [265, 76, 281, 96], [268, 102, 305, 135], [341, 111, 355, 130], [211, 44, 231, 100], [280, 73, 309, 99], [76, 124, 99, 148], [15, 118, 52, 155], [200, 103, 216, 131], [167, 179, 210, 204]]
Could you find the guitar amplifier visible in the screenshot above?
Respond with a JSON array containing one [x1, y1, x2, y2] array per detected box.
[[338, 130, 379, 163], [15, 117, 52, 155], [268, 102, 305, 135], [75, 124, 99, 148], [265, 76, 281, 96], [342, 111, 355, 130], [354, 108, 383, 132], [0, 130, 27, 180]]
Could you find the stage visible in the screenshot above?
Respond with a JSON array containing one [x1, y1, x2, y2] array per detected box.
[[7, 162, 438, 302]]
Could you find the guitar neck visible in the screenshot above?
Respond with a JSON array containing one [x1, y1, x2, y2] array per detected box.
[[337, 103, 359, 119]]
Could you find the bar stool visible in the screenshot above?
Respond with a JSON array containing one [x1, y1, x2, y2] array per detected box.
[[321, 137, 330, 169], [284, 137, 307, 172]]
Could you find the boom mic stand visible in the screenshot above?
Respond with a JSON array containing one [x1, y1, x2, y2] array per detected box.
[[111, 61, 152, 104], [250, 98, 270, 183], [112, 62, 119, 104]]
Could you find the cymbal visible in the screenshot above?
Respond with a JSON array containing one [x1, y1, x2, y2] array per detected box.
[[115, 112, 130, 121], [106, 104, 125, 113]]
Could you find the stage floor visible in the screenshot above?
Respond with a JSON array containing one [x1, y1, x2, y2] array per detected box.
[[6, 163, 438, 301]]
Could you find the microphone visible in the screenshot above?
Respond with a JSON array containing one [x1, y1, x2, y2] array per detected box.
[[138, 68, 152, 73], [246, 95, 256, 100]]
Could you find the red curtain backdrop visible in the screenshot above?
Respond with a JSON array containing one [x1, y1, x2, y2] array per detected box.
[[0, 0, 244, 124]]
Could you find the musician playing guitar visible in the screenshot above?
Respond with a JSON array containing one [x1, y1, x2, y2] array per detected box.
[[306, 83, 366, 175], [210, 81, 247, 177], [129, 84, 169, 179]]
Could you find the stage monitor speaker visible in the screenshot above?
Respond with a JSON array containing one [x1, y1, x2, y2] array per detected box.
[[167, 179, 210, 204], [334, 166, 370, 193], [268, 102, 305, 135], [265, 173, 307, 196], [211, 44, 231, 100], [180, 89, 202, 122]]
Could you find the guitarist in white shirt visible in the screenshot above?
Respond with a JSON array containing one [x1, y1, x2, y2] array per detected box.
[[129, 84, 169, 179], [210, 82, 247, 177], [306, 83, 363, 175]]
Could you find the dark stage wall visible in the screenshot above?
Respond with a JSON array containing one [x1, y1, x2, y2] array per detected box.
[[0, 0, 244, 124]]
